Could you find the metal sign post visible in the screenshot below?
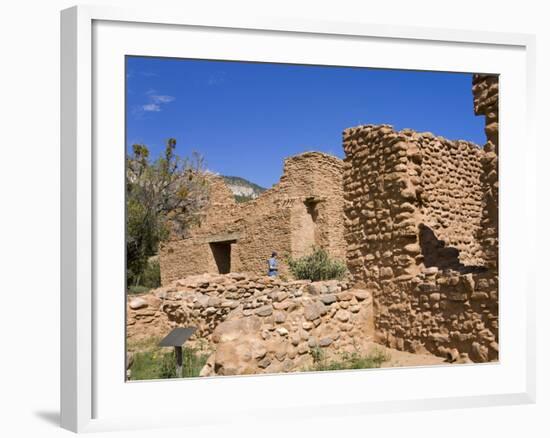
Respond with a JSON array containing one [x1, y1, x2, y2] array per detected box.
[[174, 346, 183, 378], [159, 327, 197, 378]]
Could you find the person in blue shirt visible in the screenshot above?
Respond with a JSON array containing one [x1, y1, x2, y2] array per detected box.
[[267, 251, 278, 277]]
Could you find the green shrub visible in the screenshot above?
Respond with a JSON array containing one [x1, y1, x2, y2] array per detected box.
[[127, 259, 161, 294], [141, 259, 161, 289], [307, 347, 390, 372], [288, 247, 347, 281], [234, 194, 254, 203]]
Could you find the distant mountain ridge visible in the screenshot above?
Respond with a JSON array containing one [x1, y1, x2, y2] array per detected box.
[[221, 175, 266, 202]]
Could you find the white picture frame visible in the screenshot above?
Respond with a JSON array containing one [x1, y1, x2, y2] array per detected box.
[[60, 4, 537, 433]]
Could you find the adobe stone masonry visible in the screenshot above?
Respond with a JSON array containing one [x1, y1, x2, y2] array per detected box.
[[132, 74, 499, 373], [159, 152, 346, 284], [341, 75, 499, 361], [127, 273, 375, 376], [343, 125, 485, 282], [473, 74, 499, 271]]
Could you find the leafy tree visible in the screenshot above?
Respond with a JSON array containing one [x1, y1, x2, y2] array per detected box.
[[126, 139, 208, 287]]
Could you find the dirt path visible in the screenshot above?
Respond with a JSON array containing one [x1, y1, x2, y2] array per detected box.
[[363, 342, 447, 368]]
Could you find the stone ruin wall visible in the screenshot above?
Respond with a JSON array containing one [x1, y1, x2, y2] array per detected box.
[[159, 152, 346, 284], [418, 136, 484, 268], [127, 273, 374, 376], [139, 75, 499, 372], [280, 152, 346, 261], [342, 76, 499, 362], [158, 177, 242, 283], [343, 125, 485, 281], [473, 74, 499, 271]]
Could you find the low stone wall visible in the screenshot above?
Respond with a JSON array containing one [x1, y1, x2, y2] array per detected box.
[[127, 273, 374, 375]]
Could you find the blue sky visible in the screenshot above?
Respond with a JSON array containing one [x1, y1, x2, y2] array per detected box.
[[126, 57, 485, 188]]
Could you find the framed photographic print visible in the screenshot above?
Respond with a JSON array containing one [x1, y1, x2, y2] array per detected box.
[[61, 4, 536, 433]]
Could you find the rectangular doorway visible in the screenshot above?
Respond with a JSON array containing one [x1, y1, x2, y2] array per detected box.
[[209, 242, 232, 274]]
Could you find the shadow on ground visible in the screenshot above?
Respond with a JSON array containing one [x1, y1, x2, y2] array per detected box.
[[34, 410, 60, 427]]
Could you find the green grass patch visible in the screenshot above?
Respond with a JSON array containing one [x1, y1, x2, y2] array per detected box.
[[127, 285, 151, 295], [126, 336, 162, 352], [129, 347, 210, 380], [306, 347, 390, 372]]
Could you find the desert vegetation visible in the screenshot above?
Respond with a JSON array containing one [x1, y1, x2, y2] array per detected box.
[[288, 247, 348, 281], [307, 346, 389, 372]]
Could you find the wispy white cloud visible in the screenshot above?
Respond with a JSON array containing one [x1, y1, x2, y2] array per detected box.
[[142, 103, 161, 112], [150, 95, 175, 104], [133, 89, 175, 117]]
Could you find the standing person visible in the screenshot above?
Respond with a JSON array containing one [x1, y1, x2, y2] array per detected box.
[[267, 251, 278, 277]]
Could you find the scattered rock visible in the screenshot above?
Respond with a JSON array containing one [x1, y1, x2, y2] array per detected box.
[[129, 298, 148, 310]]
